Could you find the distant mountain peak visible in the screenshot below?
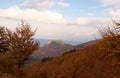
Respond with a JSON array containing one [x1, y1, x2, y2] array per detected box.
[[46, 40, 65, 45], [47, 41, 52, 45], [38, 40, 74, 57]]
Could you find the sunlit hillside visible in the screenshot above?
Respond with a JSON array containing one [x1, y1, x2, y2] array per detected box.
[[23, 41, 120, 78]]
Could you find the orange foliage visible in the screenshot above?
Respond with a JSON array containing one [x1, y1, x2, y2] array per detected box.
[[5, 21, 39, 69]]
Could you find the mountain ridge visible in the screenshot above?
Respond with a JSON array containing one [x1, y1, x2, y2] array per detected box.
[[30, 39, 100, 62], [39, 40, 75, 57]]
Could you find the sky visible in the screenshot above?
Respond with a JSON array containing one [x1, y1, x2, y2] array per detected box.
[[0, 0, 120, 42]]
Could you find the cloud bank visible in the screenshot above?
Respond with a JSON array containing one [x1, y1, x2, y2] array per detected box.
[[0, 6, 108, 26], [21, 0, 70, 9]]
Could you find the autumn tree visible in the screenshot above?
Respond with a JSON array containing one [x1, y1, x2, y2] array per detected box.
[[0, 26, 9, 54], [5, 21, 39, 69], [100, 21, 120, 60], [99, 20, 120, 77]]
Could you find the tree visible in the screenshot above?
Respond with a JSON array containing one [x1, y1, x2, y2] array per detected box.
[[0, 27, 9, 54], [99, 21, 120, 78], [100, 21, 120, 60], [6, 21, 39, 69]]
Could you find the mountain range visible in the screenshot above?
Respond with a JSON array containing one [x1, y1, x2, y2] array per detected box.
[[30, 39, 100, 62], [36, 39, 82, 46]]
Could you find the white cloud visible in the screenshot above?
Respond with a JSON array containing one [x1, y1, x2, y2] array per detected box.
[[0, 6, 67, 24], [0, 6, 107, 27], [68, 17, 106, 26], [101, 0, 120, 19], [57, 1, 70, 7], [21, 0, 55, 9], [87, 13, 94, 16], [107, 9, 120, 18], [21, 0, 70, 9], [105, 8, 120, 19], [101, 0, 120, 9]]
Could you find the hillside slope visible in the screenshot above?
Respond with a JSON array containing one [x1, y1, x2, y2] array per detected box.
[[24, 42, 120, 78], [75, 39, 100, 49]]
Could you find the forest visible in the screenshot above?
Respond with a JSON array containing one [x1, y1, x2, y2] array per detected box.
[[0, 20, 120, 78]]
